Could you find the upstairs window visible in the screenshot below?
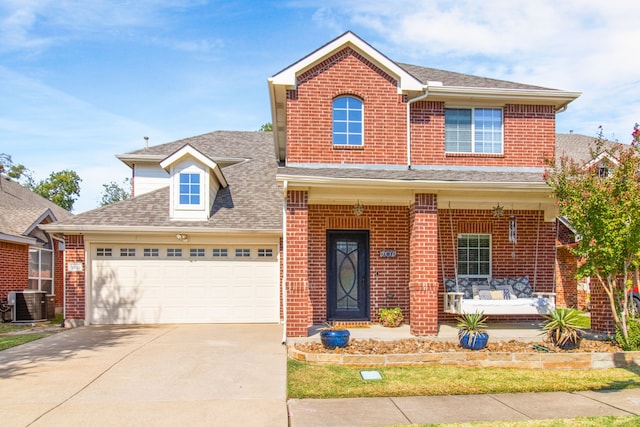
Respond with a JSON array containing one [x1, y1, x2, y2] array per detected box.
[[332, 96, 363, 146], [179, 173, 201, 205], [445, 108, 503, 154]]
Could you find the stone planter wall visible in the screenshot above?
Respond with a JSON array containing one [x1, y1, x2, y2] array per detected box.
[[288, 346, 640, 370]]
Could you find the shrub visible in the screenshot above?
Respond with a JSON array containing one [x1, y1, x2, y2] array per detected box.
[[616, 318, 640, 351]]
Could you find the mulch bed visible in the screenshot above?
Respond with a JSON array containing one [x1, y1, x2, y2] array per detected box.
[[295, 338, 622, 354]]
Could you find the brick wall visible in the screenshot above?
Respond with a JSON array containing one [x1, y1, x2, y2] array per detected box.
[[438, 209, 556, 322], [53, 239, 64, 308], [307, 204, 410, 325], [0, 241, 28, 301], [286, 47, 408, 165], [410, 102, 556, 168], [409, 194, 439, 335], [590, 277, 615, 334], [286, 191, 312, 337], [555, 246, 578, 308], [64, 235, 85, 322]]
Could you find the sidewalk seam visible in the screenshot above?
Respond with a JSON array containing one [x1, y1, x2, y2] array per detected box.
[[572, 391, 638, 416], [389, 397, 413, 424], [25, 326, 177, 426], [487, 394, 533, 420]]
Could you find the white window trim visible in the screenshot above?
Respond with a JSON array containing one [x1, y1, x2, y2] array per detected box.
[[28, 246, 54, 294], [457, 233, 492, 278], [176, 170, 205, 211], [332, 95, 364, 146], [445, 107, 504, 154]]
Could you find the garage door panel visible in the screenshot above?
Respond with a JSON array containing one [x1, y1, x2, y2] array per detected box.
[[91, 245, 279, 324]]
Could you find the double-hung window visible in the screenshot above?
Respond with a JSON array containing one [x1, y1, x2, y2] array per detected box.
[[179, 173, 201, 205], [28, 247, 53, 294], [457, 234, 491, 278], [445, 108, 503, 154], [332, 96, 363, 146]]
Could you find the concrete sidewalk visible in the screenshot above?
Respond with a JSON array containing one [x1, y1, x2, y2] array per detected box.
[[288, 389, 640, 426]]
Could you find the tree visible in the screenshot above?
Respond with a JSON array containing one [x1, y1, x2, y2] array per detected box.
[[259, 122, 272, 132], [99, 178, 131, 206], [30, 170, 82, 211], [0, 153, 33, 186], [544, 125, 640, 348]]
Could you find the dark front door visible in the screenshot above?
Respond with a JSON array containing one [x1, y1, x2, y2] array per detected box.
[[327, 231, 369, 321]]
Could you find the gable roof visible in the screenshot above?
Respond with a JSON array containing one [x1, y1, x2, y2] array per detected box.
[[159, 143, 228, 188], [268, 31, 581, 162], [46, 131, 282, 234], [0, 177, 73, 244], [555, 133, 623, 165]]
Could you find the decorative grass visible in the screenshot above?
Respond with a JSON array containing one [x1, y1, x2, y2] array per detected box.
[[0, 333, 47, 351], [287, 359, 640, 399]]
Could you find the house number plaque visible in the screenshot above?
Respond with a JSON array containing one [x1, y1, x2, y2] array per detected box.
[[68, 262, 83, 272], [379, 250, 397, 258]]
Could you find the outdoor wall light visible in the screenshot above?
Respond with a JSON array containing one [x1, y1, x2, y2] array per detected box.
[[176, 234, 188, 241]]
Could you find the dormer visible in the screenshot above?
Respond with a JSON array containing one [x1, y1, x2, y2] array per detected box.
[[159, 144, 228, 221]]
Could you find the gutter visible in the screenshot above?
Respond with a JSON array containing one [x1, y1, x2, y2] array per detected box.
[[281, 180, 288, 344], [406, 87, 431, 169]]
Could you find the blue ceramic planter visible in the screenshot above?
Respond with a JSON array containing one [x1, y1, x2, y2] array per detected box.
[[320, 329, 350, 349], [459, 332, 489, 350]]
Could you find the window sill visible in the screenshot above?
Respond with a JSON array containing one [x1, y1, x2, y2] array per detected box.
[[445, 152, 504, 158], [333, 144, 365, 150]]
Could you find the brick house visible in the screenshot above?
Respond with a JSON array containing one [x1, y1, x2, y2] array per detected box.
[[0, 176, 72, 318], [45, 32, 589, 337]]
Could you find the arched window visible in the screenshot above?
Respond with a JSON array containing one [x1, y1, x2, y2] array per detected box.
[[332, 96, 363, 146]]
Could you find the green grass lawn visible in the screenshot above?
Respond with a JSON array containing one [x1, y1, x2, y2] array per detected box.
[[0, 333, 48, 351], [426, 416, 640, 426], [288, 359, 640, 399]]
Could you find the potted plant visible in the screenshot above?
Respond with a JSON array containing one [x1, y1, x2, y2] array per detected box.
[[456, 311, 489, 350], [541, 308, 584, 350], [319, 322, 350, 349], [379, 307, 404, 327]]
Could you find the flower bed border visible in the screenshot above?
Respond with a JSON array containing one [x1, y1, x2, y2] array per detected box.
[[288, 346, 640, 370]]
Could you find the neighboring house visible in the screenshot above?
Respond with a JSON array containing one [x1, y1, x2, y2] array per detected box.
[[0, 176, 72, 316], [45, 32, 585, 337]]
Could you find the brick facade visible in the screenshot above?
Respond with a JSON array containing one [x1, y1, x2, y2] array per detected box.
[[286, 47, 407, 166], [64, 235, 86, 323], [0, 242, 29, 301]]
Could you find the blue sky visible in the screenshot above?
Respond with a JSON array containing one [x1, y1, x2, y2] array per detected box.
[[1, 0, 639, 212]]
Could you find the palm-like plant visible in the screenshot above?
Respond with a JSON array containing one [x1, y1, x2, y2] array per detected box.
[[456, 311, 489, 349], [541, 308, 584, 348]]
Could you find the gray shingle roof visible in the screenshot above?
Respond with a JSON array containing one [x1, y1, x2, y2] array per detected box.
[[555, 133, 622, 165], [277, 166, 544, 184], [397, 63, 554, 91], [0, 177, 73, 239], [55, 131, 281, 231]]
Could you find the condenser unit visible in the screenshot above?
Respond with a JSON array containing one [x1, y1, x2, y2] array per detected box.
[[7, 291, 47, 322]]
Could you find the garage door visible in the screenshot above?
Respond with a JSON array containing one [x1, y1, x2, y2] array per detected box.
[[89, 244, 279, 324]]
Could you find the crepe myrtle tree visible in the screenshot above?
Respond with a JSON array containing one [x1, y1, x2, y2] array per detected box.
[[544, 125, 640, 347]]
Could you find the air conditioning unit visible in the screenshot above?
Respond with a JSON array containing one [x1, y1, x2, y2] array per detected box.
[[7, 291, 47, 322]]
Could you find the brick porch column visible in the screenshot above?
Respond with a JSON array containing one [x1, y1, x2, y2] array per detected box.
[[409, 193, 439, 336], [64, 235, 86, 327], [285, 190, 312, 337]]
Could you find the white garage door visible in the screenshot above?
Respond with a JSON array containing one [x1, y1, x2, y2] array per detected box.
[[90, 244, 279, 324]]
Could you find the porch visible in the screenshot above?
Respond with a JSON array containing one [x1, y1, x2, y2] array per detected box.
[[289, 321, 547, 344]]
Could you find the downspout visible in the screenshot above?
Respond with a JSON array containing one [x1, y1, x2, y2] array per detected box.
[[406, 86, 430, 169], [281, 180, 288, 344]]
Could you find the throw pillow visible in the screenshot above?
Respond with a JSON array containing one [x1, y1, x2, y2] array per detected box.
[[507, 276, 533, 298], [472, 283, 491, 300], [489, 290, 505, 300], [478, 289, 493, 300]]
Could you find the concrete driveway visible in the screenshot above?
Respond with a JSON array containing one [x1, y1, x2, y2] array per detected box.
[[0, 324, 287, 427]]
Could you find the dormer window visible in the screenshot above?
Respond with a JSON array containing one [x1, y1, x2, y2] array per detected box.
[[333, 96, 363, 146], [179, 173, 201, 205]]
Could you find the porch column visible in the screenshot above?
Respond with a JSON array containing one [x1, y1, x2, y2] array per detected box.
[[589, 278, 616, 334], [409, 193, 439, 336], [286, 190, 312, 337]]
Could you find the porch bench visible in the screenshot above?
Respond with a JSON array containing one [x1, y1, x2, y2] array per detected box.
[[442, 277, 555, 315]]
